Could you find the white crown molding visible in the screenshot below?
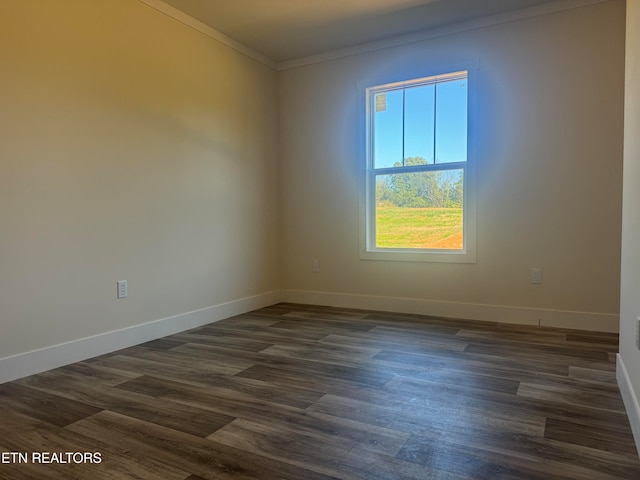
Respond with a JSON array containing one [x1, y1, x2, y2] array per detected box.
[[276, 0, 612, 70], [137, 0, 277, 69], [138, 0, 611, 72]]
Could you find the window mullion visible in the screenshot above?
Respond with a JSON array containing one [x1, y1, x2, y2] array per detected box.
[[433, 82, 437, 165], [402, 88, 406, 167]]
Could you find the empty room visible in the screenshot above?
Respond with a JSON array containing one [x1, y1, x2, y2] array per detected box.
[[2, 0, 640, 478]]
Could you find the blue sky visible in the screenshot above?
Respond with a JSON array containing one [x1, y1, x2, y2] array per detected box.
[[373, 78, 467, 168]]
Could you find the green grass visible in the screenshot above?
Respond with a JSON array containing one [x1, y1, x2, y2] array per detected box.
[[375, 206, 463, 249]]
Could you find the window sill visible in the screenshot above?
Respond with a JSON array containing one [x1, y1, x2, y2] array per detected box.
[[360, 248, 476, 263]]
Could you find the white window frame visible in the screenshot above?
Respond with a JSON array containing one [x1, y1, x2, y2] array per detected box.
[[360, 69, 476, 263]]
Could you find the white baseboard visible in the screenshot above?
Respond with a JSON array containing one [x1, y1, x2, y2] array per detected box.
[[1, 289, 619, 385], [617, 354, 640, 457], [0, 290, 281, 385], [281, 289, 619, 332]]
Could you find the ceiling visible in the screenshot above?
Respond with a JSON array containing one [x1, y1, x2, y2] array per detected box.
[[160, 0, 564, 63]]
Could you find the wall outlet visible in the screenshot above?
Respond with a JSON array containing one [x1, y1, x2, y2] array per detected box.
[[531, 268, 542, 285], [117, 280, 128, 299], [312, 260, 320, 273]]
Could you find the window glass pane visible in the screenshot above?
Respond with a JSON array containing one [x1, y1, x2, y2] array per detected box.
[[375, 169, 464, 250], [373, 90, 403, 168], [404, 84, 435, 165], [435, 78, 467, 164]]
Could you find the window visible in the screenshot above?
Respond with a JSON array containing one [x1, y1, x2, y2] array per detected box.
[[362, 70, 475, 262]]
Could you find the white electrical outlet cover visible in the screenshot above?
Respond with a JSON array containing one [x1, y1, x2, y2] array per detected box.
[[531, 268, 542, 284], [117, 280, 128, 299]]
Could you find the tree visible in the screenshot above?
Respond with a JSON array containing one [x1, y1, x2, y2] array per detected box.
[[376, 156, 462, 209]]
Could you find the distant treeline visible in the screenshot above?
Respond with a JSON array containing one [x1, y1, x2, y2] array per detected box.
[[376, 157, 463, 208]]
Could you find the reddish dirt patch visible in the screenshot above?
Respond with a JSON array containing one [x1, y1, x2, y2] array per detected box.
[[427, 231, 464, 250]]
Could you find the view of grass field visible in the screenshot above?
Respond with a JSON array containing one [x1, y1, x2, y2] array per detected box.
[[375, 206, 463, 249]]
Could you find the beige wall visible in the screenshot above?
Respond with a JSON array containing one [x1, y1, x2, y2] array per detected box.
[[620, 0, 640, 448], [279, 0, 625, 328], [0, 0, 628, 370], [0, 0, 279, 358]]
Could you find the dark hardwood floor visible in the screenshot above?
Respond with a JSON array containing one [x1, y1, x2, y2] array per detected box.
[[1, 303, 639, 479]]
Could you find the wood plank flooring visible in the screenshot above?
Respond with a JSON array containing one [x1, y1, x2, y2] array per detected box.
[[1, 303, 639, 479]]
